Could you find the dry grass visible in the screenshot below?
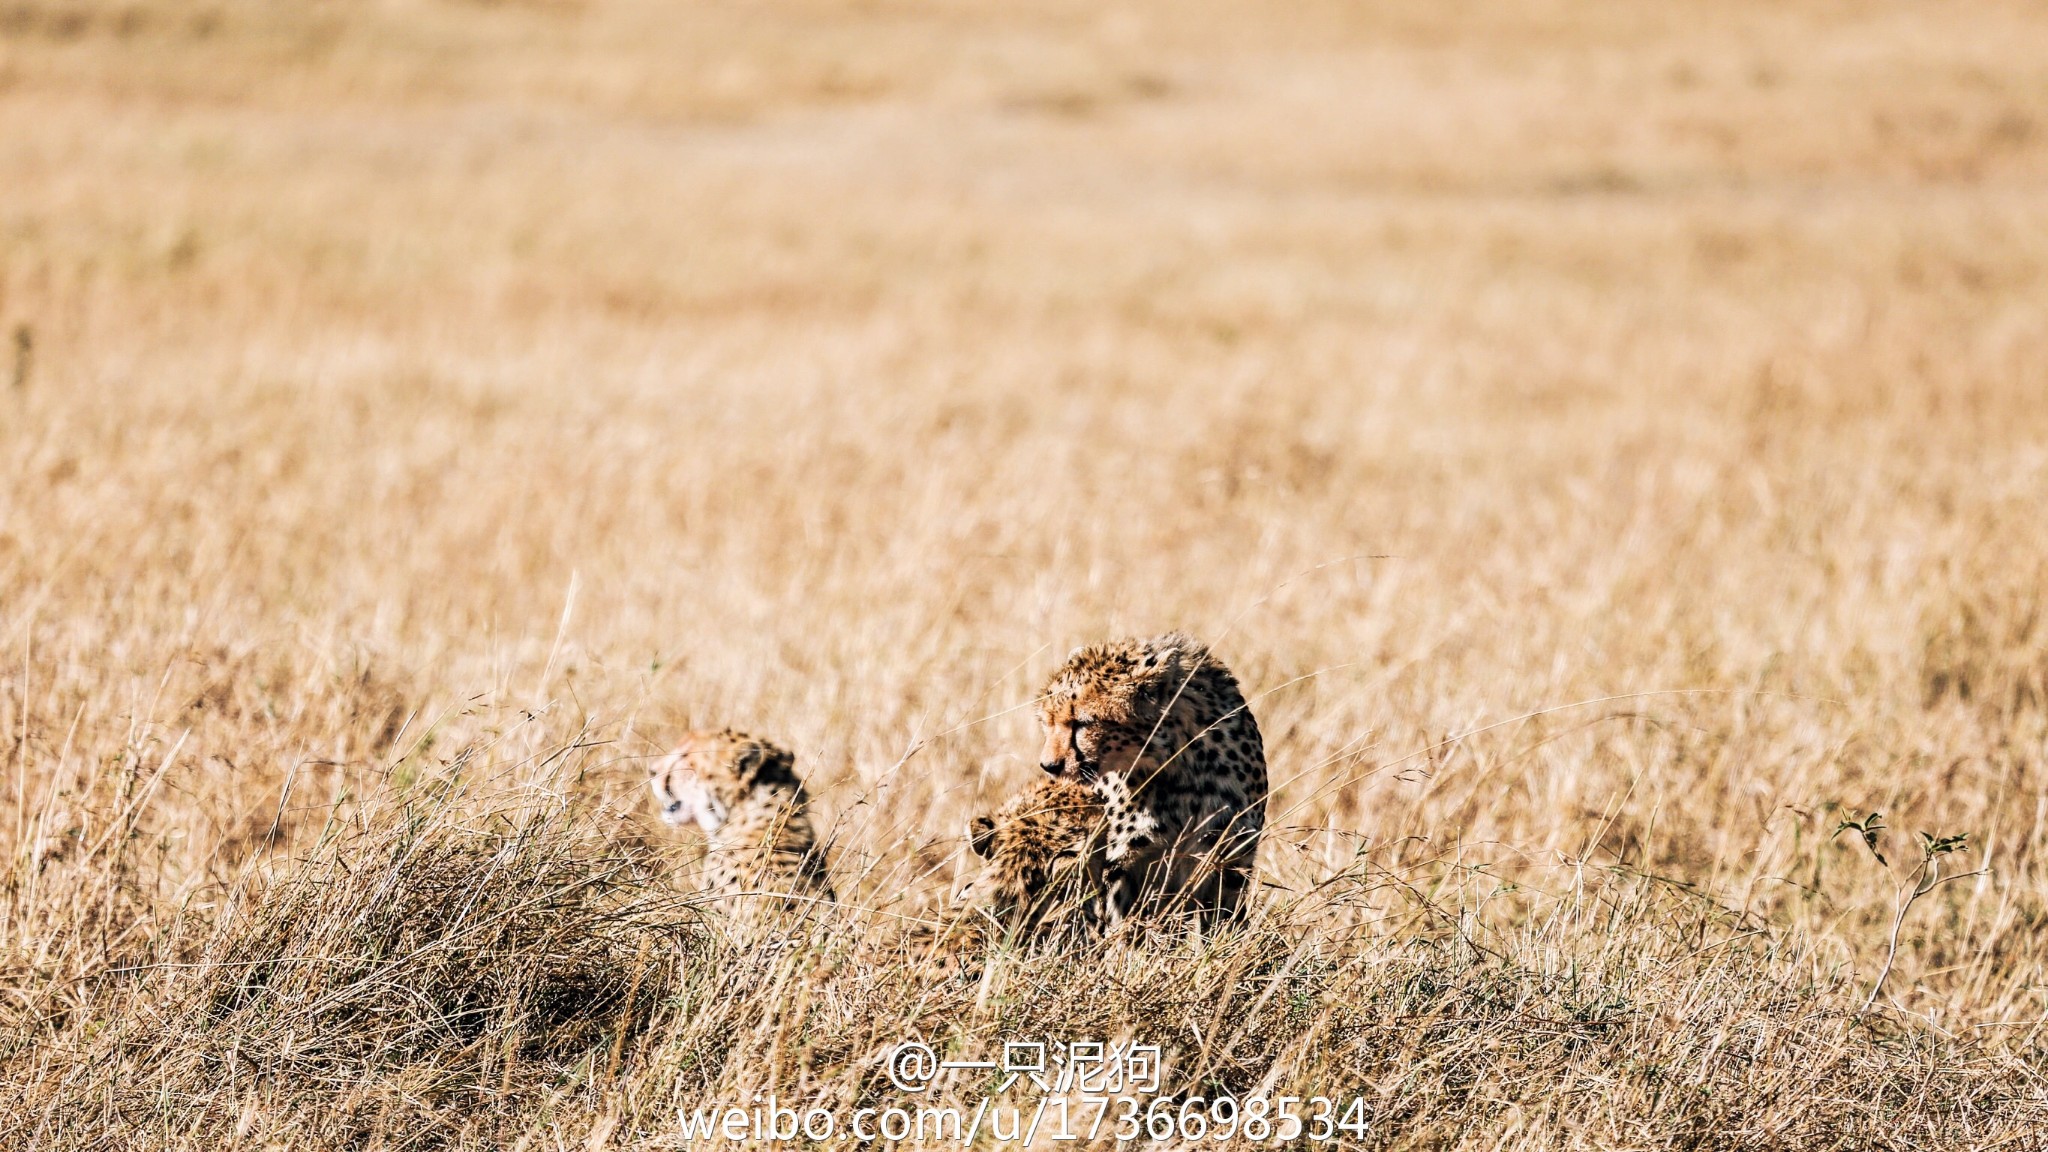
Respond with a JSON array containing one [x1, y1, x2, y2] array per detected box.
[[5, 0, 2048, 1147]]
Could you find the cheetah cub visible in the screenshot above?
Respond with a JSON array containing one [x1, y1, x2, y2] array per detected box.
[[954, 777, 1108, 943], [1036, 632, 1267, 923], [648, 729, 834, 909], [907, 778, 1106, 967]]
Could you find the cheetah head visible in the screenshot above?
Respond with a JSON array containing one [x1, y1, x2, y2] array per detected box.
[[647, 729, 799, 836], [1035, 632, 1208, 783], [954, 778, 1105, 935]]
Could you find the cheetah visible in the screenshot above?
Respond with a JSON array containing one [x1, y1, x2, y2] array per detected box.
[[955, 777, 1108, 941], [647, 729, 834, 910], [1035, 632, 1267, 924], [910, 778, 1108, 965]]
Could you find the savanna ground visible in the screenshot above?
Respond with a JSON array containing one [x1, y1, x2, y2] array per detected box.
[[4, 0, 2048, 1147]]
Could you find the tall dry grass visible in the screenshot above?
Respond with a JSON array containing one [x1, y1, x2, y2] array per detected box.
[[4, 0, 2048, 1146]]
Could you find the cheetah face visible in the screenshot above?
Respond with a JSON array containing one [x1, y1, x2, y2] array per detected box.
[[966, 816, 1084, 885], [1036, 635, 1210, 784], [1037, 689, 1157, 783], [648, 729, 794, 836], [958, 833, 1073, 912], [956, 842, 1090, 931], [649, 761, 725, 833]]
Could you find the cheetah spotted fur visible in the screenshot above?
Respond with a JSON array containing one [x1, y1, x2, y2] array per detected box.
[[1035, 632, 1266, 923], [647, 729, 834, 910]]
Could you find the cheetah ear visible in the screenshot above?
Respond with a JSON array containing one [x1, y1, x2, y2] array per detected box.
[[1128, 642, 1184, 700], [1143, 632, 1200, 668], [968, 815, 999, 858], [736, 742, 796, 787]]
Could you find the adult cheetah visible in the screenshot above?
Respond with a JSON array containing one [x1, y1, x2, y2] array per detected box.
[[1036, 632, 1266, 923], [647, 729, 834, 910]]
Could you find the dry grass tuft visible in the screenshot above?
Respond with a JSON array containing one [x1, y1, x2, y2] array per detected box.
[[14, 780, 2036, 1145], [7, 776, 687, 1143]]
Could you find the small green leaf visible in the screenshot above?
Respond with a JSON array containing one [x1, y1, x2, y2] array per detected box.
[[1833, 810, 1888, 867], [1918, 831, 1969, 859]]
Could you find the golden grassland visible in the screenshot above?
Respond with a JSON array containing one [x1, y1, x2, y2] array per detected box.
[[5, 0, 2048, 1146]]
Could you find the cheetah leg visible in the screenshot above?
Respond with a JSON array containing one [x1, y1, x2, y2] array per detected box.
[[1102, 871, 1132, 925]]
